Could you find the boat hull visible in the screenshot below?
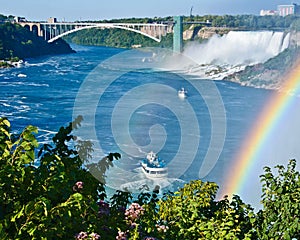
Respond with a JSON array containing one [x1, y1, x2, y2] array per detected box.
[[178, 92, 186, 98], [141, 163, 168, 179]]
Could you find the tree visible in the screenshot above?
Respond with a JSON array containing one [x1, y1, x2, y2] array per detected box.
[[257, 159, 300, 239], [0, 21, 74, 60], [135, 180, 256, 239], [0, 40, 3, 57], [0, 117, 121, 239]]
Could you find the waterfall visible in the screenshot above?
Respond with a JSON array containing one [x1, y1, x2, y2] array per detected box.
[[184, 31, 290, 66], [281, 32, 290, 51]]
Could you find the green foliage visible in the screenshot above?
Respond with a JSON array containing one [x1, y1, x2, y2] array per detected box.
[[144, 180, 256, 239], [78, 14, 299, 31], [66, 16, 174, 48], [0, 61, 11, 68], [0, 21, 74, 60], [0, 116, 121, 239], [189, 14, 298, 30], [291, 18, 300, 31], [64, 28, 173, 49], [257, 159, 300, 239], [2, 117, 300, 239]]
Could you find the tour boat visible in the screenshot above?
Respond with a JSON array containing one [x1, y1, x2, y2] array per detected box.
[[141, 151, 168, 178], [178, 87, 187, 98]]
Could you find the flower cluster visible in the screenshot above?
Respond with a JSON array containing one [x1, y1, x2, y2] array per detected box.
[[73, 181, 84, 192], [97, 200, 110, 217], [89, 233, 101, 240], [125, 203, 144, 226], [75, 232, 88, 239], [115, 230, 128, 240], [75, 231, 100, 239], [143, 237, 158, 240], [156, 224, 169, 233]]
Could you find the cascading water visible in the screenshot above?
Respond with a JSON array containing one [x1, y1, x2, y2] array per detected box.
[[281, 32, 290, 51], [182, 31, 290, 79]]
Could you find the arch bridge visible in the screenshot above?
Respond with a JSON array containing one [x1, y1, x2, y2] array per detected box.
[[18, 17, 211, 52], [18, 21, 173, 43]]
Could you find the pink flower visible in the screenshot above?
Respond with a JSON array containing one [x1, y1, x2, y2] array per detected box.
[[125, 203, 144, 226], [75, 181, 84, 189], [75, 231, 88, 239], [73, 181, 84, 192], [116, 230, 127, 240]]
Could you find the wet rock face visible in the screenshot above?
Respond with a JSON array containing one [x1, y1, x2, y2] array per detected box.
[[225, 47, 300, 90], [289, 31, 300, 47], [183, 27, 233, 41]]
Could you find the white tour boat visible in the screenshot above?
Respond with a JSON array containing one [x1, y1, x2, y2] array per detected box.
[[141, 151, 168, 178], [178, 87, 187, 99]]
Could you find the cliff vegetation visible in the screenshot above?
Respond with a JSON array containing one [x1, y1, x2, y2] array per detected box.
[[63, 28, 173, 49], [0, 15, 75, 63]]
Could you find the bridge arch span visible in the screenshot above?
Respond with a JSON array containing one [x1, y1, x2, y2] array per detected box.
[[48, 24, 162, 43], [32, 25, 39, 36], [23, 24, 31, 31], [18, 22, 43, 37]]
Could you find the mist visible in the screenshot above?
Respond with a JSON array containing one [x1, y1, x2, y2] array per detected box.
[[183, 31, 290, 67]]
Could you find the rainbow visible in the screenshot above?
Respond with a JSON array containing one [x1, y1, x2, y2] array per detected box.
[[221, 62, 300, 198]]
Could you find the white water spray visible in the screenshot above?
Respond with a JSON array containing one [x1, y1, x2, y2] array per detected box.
[[182, 31, 290, 79]]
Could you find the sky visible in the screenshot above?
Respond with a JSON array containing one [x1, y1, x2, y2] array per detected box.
[[0, 0, 294, 22]]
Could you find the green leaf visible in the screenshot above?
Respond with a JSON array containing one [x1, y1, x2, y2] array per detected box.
[[2, 119, 10, 127], [68, 210, 72, 217], [72, 193, 83, 201], [28, 225, 37, 236], [26, 125, 38, 134], [11, 205, 25, 222]]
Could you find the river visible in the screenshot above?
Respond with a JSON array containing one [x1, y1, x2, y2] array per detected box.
[[0, 43, 297, 209]]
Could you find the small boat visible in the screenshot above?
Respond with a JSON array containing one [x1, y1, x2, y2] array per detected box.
[[178, 87, 187, 98], [141, 151, 168, 178]]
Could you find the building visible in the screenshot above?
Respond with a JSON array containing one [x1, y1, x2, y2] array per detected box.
[[47, 17, 57, 23], [260, 9, 278, 16], [260, 3, 300, 17], [278, 3, 300, 17]]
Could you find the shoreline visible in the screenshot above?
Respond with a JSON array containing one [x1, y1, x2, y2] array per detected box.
[[0, 59, 25, 69]]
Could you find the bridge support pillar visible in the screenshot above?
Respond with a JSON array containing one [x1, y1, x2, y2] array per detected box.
[[173, 16, 183, 53]]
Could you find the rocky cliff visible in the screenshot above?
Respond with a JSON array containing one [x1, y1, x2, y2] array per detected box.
[[183, 26, 234, 41]]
